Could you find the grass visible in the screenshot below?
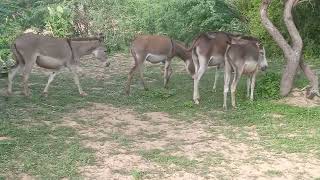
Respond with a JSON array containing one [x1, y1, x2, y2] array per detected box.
[[139, 149, 198, 170], [265, 170, 283, 177], [131, 169, 145, 180], [1, 57, 320, 177]]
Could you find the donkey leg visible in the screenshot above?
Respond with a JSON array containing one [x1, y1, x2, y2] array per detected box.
[[125, 63, 138, 95], [22, 62, 34, 96], [250, 71, 257, 101], [163, 60, 172, 88], [192, 48, 200, 80], [213, 66, 219, 92], [246, 76, 252, 98], [7, 64, 22, 95], [70, 67, 87, 96], [160, 60, 165, 76], [231, 68, 243, 109], [223, 64, 232, 110], [138, 64, 148, 91], [43, 72, 57, 97], [193, 58, 207, 104]]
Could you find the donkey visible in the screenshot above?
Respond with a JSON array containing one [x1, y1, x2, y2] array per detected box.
[[7, 32, 109, 96], [223, 40, 268, 109], [125, 35, 195, 95], [190, 31, 267, 104], [190, 32, 232, 104]]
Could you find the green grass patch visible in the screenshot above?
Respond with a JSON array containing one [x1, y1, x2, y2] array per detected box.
[[139, 149, 198, 170], [131, 169, 145, 180], [265, 170, 283, 177]]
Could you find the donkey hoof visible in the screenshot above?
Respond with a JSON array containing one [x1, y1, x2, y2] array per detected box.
[[194, 99, 200, 105], [42, 92, 49, 97], [223, 105, 227, 110], [80, 92, 88, 96]]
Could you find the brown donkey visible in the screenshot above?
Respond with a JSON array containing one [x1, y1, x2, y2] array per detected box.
[[190, 31, 266, 105], [190, 32, 231, 104], [125, 35, 195, 95], [7, 33, 109, 96]]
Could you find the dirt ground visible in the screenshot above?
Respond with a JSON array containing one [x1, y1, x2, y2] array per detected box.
[[3, 54, 320, 179], [60, 103, 320, 180]]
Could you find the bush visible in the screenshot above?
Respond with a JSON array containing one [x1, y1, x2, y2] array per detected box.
[[84, 0, 246, 52], [45, 4, 73, 37], [234, 0, 320, 59], [256, 72, 281, 100]]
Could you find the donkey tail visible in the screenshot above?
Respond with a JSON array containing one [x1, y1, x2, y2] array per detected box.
[[130, 47, 138, 64], [224, 44, 232, 66], [10, 43, 25, 68]]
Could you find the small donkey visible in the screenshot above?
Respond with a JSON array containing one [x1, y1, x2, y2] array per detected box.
[[125, 35, 195, 95], [223, 40, 268, 109], [7, 32, 109, 96]]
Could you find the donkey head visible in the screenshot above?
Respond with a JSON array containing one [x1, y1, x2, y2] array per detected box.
[[257, 43, 268, 71], [92, 33, 110, 67]]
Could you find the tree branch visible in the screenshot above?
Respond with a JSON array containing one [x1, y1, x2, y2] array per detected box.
[[260, 0, 292, 58], [284, 0, 303, 51], [299, 57, 320, 98]]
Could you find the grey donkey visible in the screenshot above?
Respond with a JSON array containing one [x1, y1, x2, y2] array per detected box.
[[7, 33, 110, 97]]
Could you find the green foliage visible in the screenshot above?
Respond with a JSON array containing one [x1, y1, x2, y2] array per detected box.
[[256, 72, 281, 100], [234, 0, 320, 59], [154, 0, 247, 42], [45, 4, 73, 37], [1, 0, 319, 60], [0, 0, 70, 67], [83, 0, 246, 52]]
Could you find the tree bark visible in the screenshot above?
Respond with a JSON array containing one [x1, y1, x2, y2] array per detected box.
[[300, 57, 320, 98], [260, 0, 319, 98]]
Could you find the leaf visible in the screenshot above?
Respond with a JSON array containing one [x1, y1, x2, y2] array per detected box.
[[47, 7, 53, 15], [56, 5, 64, 14]]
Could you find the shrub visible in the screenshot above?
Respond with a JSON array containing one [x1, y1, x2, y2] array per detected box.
[[256, 72, 281, 100], [45, 4, 73, 37]]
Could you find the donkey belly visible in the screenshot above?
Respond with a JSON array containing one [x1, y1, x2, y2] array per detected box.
[[243, 61, 258, 74], [145, 54, 167, 64], [208, 56, 224, 67], [36, 56, 65, 70]]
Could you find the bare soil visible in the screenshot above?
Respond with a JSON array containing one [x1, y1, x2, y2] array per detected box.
[[278, 88, 320, 108], [60, 103, 320, 179]]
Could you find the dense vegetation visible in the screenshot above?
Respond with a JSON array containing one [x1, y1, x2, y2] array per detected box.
[[0, 0, 319, 65]]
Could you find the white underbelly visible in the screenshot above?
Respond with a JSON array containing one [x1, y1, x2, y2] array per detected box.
[[145, 53, 167, 64], [244, 61, 258, 74], [36, 55, 65, 69]]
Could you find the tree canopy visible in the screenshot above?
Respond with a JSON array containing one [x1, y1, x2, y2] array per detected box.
[[0, 0, 319, 61]]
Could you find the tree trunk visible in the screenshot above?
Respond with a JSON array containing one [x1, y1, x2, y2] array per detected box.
[[300, 57, 320, 98], [260, 0, 319, 98], [281, 54, 300, 96]]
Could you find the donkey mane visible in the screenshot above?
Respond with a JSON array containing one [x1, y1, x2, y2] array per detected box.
[[69, 37, 103, 41]]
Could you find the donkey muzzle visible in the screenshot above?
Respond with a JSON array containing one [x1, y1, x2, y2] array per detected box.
[[260, 66, 268, 71]]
